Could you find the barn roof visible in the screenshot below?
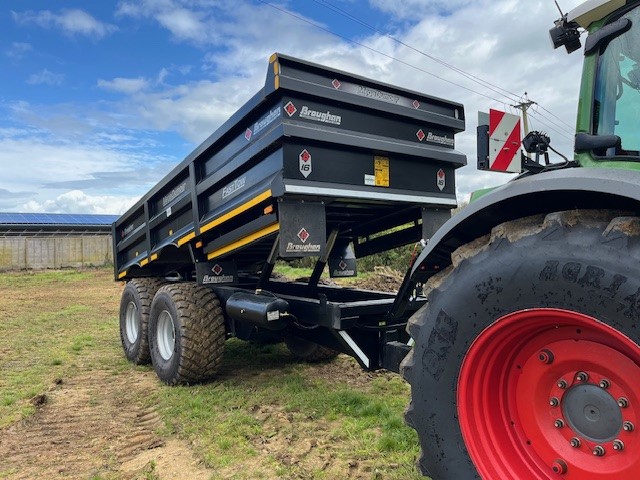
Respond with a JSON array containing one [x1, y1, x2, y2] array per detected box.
[[0, 213, 118, 226], [0, 213, 118, 237]]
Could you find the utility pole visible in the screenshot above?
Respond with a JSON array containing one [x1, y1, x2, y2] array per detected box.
[[512, 93, 536, 158], [512, 93, 536, 136]]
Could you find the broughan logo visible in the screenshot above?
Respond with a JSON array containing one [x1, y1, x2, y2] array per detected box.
[[426, 132, 454, 147], [299, 106, 342, 126]]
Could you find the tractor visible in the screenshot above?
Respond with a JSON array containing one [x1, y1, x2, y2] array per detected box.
[[402, 0, 640, 478]]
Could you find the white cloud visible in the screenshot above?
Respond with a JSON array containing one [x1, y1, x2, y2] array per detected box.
[[12, 8, 117, 39], [156, 7, 209, 43], [116, 0, 216, 44], [0, 124, 174, 214], [5, 42, 32, 59], [5, 0, 591, 213], [97, 77, 150, 94], [21, 190, 139, 215], [27, 69, 65, 86], [369, 0, 475, 17]]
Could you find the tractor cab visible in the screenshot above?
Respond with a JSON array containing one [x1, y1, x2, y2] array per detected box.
[[554, 0, 640, 163]]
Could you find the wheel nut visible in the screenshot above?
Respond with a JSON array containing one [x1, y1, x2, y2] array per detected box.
[[593, 445, 606, 456], [618, 397, 629, 408], [575, 371, 589, 382], [557, 379, 568, 389], [570, 437, 581, 448], [551, 459, 568, 474], [599, 379, 610, 389], [549, 397, 559, 407], [613, 439, 624, 451], [623, 421, 634, 432], [554, 419, 565, 428], [539, 349, 554, 364]]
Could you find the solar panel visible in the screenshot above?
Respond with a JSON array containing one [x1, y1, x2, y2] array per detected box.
[[0, 212, 119, 226]]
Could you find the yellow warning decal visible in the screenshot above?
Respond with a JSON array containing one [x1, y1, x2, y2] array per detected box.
[[374, 156, 389, 187], [118, 270, 127, 279]]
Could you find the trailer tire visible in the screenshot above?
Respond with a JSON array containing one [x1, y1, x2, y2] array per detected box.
[[402, 210, 640, 480], [119, 278, 166, 364], [285, 334, 339, 362], [149, 283, 226, 385]]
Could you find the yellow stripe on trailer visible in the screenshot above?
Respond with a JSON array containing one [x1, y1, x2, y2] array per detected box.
[[177, 231, 196, 246], [207, 222, 279, 260], [118, 270, 127, 279], [140, 258, 149, 267], [150, 253, 158, 261], [200, 190, 272, 234]]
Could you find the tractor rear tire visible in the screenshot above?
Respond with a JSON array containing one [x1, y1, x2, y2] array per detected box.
[[149, 283, 226, 385], [402, 210, 640, 479], [285, 334, 340, 362], [119, 278, 166, 364]]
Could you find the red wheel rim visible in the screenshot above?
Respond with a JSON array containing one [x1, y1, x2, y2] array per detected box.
[[458, 309, 640, 479]]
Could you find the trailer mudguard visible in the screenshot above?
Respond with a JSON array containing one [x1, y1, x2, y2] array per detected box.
[[410, 167, 640, 283]]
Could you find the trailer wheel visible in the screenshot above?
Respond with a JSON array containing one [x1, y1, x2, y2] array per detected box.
[[402, 210, 640, 479], [149, 283, 226, 385], [285, 334, 339, 362], [119, 278, 166, 364]]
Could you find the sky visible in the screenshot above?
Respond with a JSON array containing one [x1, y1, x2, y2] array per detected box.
[[1, 0, 587, 214]]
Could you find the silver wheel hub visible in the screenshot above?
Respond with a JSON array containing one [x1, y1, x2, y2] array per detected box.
[[125, 301, 139, 344], [157, 310, 176, 361]]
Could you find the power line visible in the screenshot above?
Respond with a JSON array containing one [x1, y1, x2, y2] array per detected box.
[[532, 105, 575, 136], [311, 0, 523, 104], [537, 104, 575, 130], [257, 0, 576, 139], [255, 0, 507, 104], [318, 0, 579, 133], [527, 110, 574, 141], [312, 0, 576, 132]]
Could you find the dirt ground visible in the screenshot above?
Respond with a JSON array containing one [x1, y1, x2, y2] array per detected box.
[[0, 369, 212, 480], [0, 268, 407, 480]]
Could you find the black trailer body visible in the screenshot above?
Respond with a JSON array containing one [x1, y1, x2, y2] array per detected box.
[[113, 54, 466, 375]]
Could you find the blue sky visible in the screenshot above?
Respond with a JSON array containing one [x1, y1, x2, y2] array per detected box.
[[1, 0, 585, 213]]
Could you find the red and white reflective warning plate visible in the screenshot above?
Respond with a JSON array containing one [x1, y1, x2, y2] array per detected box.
[[489, 109, 521, 173]]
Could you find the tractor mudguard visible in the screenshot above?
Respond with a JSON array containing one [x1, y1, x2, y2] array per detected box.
[[410, 167, 640, 282]]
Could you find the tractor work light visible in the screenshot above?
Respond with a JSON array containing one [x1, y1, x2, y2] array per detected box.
[[550, 17, 582, 53]]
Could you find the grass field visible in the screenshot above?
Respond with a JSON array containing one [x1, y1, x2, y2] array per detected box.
[[0, 268, 424, 479]]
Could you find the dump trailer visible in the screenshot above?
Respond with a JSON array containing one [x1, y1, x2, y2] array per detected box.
[[400, 0, 640, 479], [114, 53, 465, 385]]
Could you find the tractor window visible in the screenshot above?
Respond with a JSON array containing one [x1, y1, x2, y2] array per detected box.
[[593, 8, 640, 155]]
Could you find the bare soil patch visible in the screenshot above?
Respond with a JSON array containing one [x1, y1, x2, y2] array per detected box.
[[0, 369, 211, 479], [0, 268, 416, 480], [0, 269, 214, 479]]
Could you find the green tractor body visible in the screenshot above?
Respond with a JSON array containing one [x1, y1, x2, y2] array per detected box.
[[404, 1, 640, 478]]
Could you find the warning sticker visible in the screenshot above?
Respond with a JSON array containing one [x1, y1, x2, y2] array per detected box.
[[374, 156, 389, 187], [299, 149, 312, 178], [437, 168, 446, 191]]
